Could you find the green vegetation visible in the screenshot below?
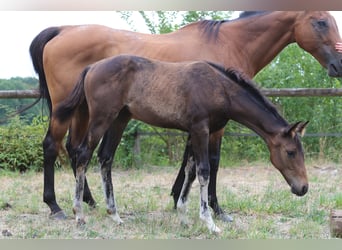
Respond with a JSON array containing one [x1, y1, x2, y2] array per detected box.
[[1, 11, 342, 171], [0, 11, 341, 239], [0, 77, 44, 124]]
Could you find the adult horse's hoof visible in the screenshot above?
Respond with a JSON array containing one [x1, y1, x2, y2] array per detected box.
[[49, 210, 67, 220], [87, 201, 97, 210]]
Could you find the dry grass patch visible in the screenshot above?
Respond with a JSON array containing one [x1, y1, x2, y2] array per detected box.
[[0, 163, 340, 239]]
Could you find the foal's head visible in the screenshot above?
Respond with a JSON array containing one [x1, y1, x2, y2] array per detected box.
[[268, 121, 309, 196]]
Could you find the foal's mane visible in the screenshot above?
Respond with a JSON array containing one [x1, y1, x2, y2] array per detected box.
[[197, 11, 270, 41], [206, 61, 285, 122]]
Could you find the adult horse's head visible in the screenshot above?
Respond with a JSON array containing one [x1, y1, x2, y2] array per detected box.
[[294, 11, 342, 77], [268, 121, 309, 196]]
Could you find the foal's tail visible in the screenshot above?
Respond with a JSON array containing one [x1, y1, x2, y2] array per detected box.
[[54, 67, 90, 123]]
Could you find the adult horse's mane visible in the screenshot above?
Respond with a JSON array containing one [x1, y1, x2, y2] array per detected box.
[[206, 61, 285, 123], [197, 11, 271, 41]]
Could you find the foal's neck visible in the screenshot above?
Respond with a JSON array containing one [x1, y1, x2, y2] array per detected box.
[[225, 86, 288, 144]]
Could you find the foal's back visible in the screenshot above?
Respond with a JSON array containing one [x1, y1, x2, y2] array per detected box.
[[85, 55, 232, 131]]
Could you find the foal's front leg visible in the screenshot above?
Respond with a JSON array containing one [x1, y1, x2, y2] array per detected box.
[[191, 127, 221, 233]]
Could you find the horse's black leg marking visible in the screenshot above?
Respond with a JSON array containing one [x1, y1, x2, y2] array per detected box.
[[208, 136, 233, 222], [66, 131, 96, 209], [42, 129, 66, 219], [171, 135, 191, 209]]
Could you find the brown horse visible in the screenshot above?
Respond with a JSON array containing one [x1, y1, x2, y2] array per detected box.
[[54, 55, 309, 232], [29, 11, 342, 220]]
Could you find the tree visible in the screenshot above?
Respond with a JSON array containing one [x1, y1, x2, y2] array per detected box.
[[118, 11, 233, 34]]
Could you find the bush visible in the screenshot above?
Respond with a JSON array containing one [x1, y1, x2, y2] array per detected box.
[[0, 116, 46, 172]]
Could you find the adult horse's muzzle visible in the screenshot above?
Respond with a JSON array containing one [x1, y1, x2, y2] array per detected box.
[[327, 44, 342, 77], [327, 57, 342, 77]]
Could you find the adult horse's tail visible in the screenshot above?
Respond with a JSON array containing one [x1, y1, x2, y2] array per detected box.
[[29, 26, 61, 116], [54, 67, 90, 123]]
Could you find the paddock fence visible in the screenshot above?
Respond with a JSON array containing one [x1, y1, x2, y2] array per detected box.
[[2, 88, 342, 99], [1, 87, 342, 140]]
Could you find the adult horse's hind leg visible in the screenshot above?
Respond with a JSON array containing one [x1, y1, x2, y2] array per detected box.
[[97, 108, 132, 224], [42, 118, 71, 219]]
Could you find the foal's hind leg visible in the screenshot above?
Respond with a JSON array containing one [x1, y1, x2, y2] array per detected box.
[[97, 108, 132, 224], [73, 120, 111, 225], [67, 111, 97, 209]]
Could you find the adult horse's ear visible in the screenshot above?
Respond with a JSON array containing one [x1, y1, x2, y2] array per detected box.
[[284, 121, 309, 138]]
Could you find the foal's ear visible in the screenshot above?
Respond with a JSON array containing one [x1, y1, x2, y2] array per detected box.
[[296, 121, 309, 137], [284, 121, 309, 138]]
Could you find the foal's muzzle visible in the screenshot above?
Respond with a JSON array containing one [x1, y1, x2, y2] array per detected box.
[[291, 183, 309, 197]]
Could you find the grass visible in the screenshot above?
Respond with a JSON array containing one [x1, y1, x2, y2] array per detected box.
[[0, 162, 341, 239]]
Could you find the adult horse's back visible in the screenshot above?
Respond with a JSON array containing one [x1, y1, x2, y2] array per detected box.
[[30, 11, 342, 219]]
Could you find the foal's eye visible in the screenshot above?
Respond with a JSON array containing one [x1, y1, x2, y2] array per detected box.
[[287, 150, 296, 158]]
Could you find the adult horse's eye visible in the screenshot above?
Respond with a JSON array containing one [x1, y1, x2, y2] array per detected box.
[[287, 150, 296, 158], [316, 20, 328, 29]]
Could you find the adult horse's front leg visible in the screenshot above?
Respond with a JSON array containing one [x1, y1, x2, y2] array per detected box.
[[208, 129, 233, 222]]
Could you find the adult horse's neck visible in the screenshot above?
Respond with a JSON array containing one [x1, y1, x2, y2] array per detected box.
[[218, 12, 299, 77]]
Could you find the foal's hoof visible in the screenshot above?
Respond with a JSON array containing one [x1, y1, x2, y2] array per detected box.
[[76, 218, 86, 227], [49, 210, 67, 220], [216, 213, 233, 223]]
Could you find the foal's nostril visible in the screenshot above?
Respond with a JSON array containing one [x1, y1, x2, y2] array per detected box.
[[301, 184, 308, 195]]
